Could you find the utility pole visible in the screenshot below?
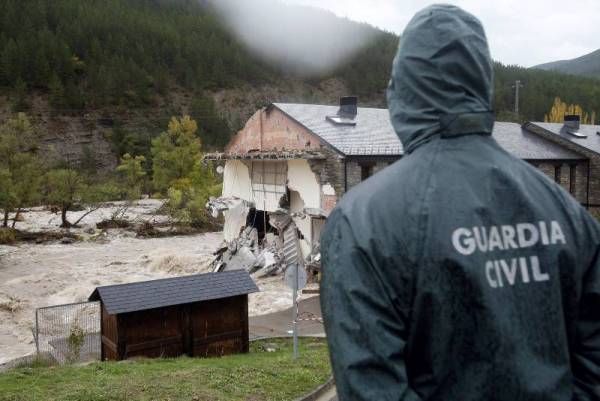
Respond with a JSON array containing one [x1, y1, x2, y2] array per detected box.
[[292, 263, 298, 360], [285, 263, 306, 360], [512, 80, 524, 114]]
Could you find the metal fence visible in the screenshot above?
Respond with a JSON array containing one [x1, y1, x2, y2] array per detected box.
[[34, 301, 101, 364]]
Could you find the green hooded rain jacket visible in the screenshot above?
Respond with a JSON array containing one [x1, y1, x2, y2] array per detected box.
[[320, 4, 600, 401]]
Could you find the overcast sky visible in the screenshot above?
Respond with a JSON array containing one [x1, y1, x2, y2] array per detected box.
[[284, 0, 600, 67]]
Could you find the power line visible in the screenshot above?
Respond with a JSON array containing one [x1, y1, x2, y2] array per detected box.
[[512, 80, 524, 114]]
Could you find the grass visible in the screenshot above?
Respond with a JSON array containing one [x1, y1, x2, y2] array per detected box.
[[0, 338, 331, 401]]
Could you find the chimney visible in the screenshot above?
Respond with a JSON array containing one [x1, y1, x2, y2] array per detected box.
[[564, 115, 580, 131], [338, 96, 358, 118], [326, 96, 358, 126], [564, 114, 586, 138]]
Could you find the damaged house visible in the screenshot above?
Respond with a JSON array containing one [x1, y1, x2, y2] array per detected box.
[[206, 97, 595, 278]]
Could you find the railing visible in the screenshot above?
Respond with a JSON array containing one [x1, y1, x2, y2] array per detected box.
[[34, 301, 101, 364]]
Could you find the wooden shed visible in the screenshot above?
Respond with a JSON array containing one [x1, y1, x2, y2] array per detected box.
[[88, 270, 259, 361]]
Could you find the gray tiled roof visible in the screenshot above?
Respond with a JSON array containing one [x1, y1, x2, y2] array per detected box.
[[493, 122, 584, 160], [274, 103, 402, 156], [529, 122, 600, 156], [273, 103, 584, 160], [89, 270, 259, 315]]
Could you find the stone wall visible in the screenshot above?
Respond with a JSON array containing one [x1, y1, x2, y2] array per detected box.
[[529, 160, 588, 204], [575, 162, 589, 203], [306, 148, 345, 213], [535, 162, 555, 181], [525, 123, 593, 207], [346, 161, 362, 190], [346, 159, 398, 190]]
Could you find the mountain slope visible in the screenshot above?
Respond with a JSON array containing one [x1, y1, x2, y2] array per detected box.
[[1, 0, 600, 173], [534, 49, 600, 78], [0, 0, 396, 170]]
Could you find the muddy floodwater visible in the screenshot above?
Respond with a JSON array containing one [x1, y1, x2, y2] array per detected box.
[[0, 201, 296, 365]]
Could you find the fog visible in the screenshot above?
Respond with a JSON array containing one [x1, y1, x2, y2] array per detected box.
[[212, 0, 380, 76]]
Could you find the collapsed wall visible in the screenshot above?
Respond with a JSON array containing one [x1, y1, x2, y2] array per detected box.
[[207, 158, 329, 281]]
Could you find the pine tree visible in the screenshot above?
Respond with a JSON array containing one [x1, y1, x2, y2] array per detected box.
[[151, 115, 219, 227], [151, 115, 202, 193], [116, 153, 146, 199], [0, 113, 42, 228], [45, 169, 84, 228]]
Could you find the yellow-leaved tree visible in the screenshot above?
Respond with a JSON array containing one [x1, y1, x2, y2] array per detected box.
[[544, 97, 596, 124]]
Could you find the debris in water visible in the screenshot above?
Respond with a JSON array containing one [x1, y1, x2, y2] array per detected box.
[[207, 197, 321, 281]]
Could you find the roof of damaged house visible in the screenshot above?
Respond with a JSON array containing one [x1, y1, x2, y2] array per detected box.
[[89, 270, 259, 314], [204, 149, 327, 161], [274, 103, 401, 156], [273, 103, 584, 160], [526, 122, 600, 156]]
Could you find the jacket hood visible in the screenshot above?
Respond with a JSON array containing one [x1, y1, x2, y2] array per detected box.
[[387, 4, 494, 153]]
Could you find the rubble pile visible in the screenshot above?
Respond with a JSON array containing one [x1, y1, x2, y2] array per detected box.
[[206, 197, 322, 280], [211, 226, 285, 277]]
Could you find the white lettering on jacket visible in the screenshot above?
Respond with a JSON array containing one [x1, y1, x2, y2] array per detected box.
[[451, 221, 566, 256], [451, 221, 564, 289], [485, 256, 549, 288]]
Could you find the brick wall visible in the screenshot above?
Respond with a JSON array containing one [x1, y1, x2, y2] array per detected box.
[[224, 106, 347, 211], [225, 107, 325, 153]]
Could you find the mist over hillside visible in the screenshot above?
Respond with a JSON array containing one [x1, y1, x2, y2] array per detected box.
[[0, 0, 599, 171]]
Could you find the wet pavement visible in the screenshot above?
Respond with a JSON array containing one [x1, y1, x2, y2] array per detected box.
[[249, 295, 325, 338], [315, 386, 338, 401]]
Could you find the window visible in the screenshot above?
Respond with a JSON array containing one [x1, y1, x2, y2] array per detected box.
[[570, 164, 577, 195], [360, 163, 374, 181], [251, 161, 287, 210], [554, 165, 561, 184]]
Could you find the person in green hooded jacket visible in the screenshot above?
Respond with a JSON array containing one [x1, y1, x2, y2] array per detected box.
[[320, 4, 600, 401]]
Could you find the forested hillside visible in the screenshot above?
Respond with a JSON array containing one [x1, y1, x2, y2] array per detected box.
[[0, 0, 599, 170], [0, 0, 396, 106], [534, 49, 600, 79], [495, 62, 600, 122], [0, 0, 395, 163]]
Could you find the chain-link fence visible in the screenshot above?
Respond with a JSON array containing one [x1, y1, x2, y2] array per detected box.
[[34, 301, 101, 364]]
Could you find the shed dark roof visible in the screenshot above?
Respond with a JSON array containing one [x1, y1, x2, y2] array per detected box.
[[273, 103, 583, 160], [89, 270, 259, 315], [528, 122, 600, 156]]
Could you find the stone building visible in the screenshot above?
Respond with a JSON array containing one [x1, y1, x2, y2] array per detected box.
[[525, 121, 600, 209], [206, 98, 595, 267]]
